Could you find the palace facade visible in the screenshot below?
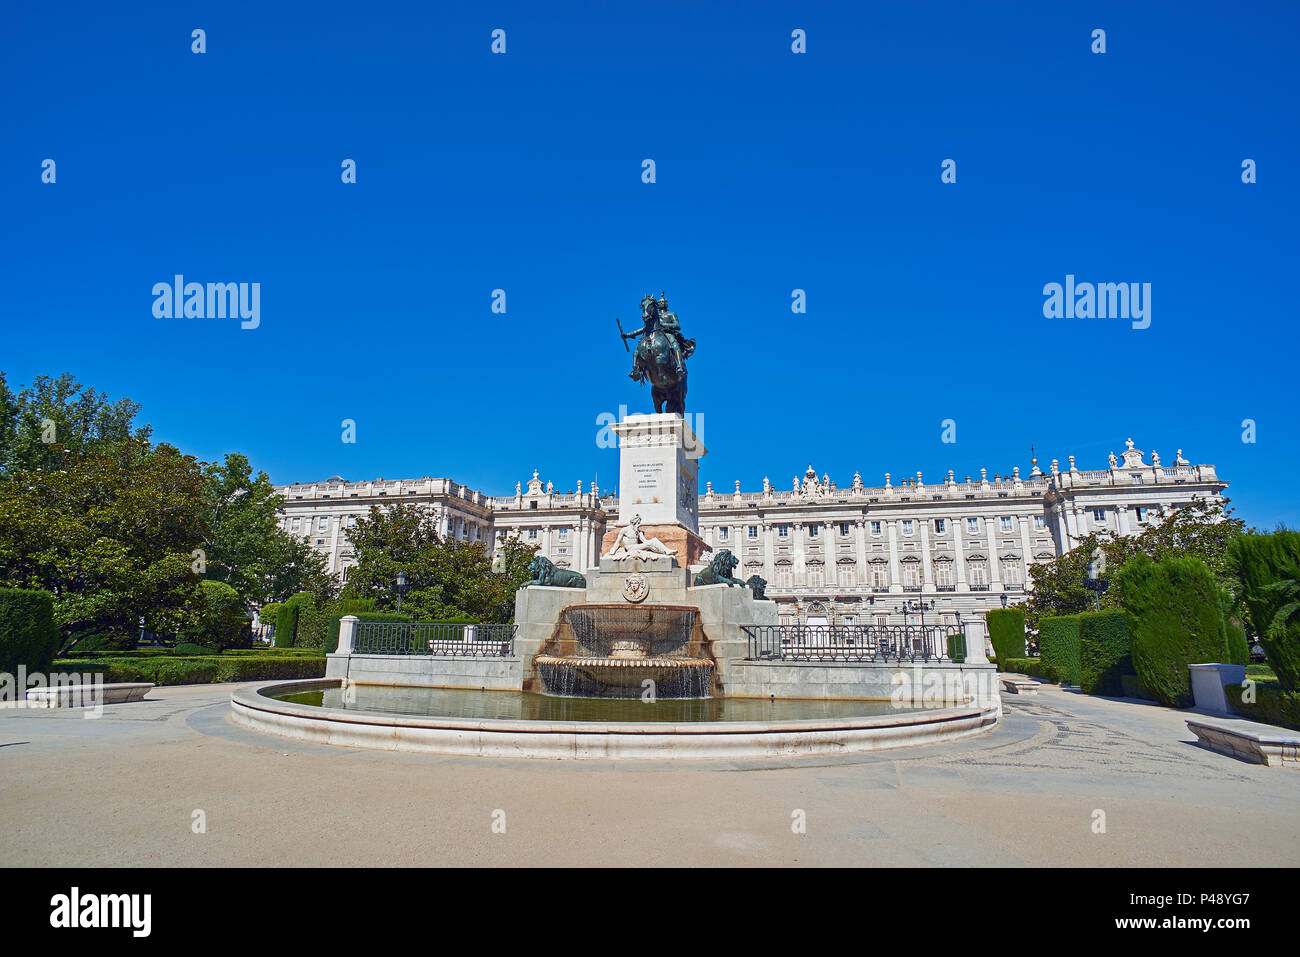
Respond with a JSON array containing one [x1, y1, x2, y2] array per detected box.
[[275, 439, 1226, 629]]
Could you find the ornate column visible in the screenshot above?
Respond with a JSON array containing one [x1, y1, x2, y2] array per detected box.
[[763, 521, 774, 583], [986, 513, 1002, 587], [854, 518, 867, 585], [887, 520, 901, 592], [954, 515, 968, 591], [920, 518, 933, 587]]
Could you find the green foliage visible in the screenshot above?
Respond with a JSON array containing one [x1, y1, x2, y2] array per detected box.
[[201, 453, 335, 608], [1118, 554, 1228, 707], [1223, 683, 1300, 732], [0, 587, 60, 676], [986, 608, 1026, 664], [171, 641, 214, 656], [177, 579, 247, 651], [258, 602, 282, 628], [1224, 618, 1249, 667], [1077, 610, 1131, 696], [1000, 657, 1046, 679], [1038, 615, 1081, 685], [1228, 530, 1300, 691], [339, 503, 535, 623], [0, 435, 209, 653], [274, 592, 313, 649], [0, 373, 151, 479], [51, 654, 327, 685], [946, 632, 965, 663], [1120, 675, 1154, 700], [1026, 499, 1245, 630]]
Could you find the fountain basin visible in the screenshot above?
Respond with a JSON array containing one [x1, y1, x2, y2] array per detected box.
[[231, 679, 1000, 760]]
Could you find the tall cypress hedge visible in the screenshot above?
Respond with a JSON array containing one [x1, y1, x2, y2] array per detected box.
[[1038, 615, 1081, 685], [986, 608, 1026, 664], [1118, 554, 1228, 707], [274, 592, 313, 649], [0, 587, 61, 677], [1228, 530, 1300, 691], [1078, 610, 1131, 696]]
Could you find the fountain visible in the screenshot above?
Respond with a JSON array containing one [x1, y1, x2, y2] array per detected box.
[[534, 604, 714, 698]]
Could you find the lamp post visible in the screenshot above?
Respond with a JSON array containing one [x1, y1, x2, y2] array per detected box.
[[1000, 592, 1009, 609], [896, 597, 936, 630], [394, 570, 410, 614], [1084, 560, 1109, 611]]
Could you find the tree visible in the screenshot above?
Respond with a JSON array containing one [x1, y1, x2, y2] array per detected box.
[[340, 503, 535, 622], [0, 373, 151, 478], [200, 453, 334, 608], [0, 437, 208, 651], [1026, 497, 1244, 630]]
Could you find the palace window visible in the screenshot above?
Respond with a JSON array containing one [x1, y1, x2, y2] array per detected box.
[[840, 522, 850, 536], [1003, 560, 1023, 585], [318, 517, 329, 531], [934, 519, 946, 534], [716, 527, 729, 541], [838, 564, 855, 586], [776, 565, 792, 587], [809, 525, 819, 537], [967, 518, 979, 534], [807, 565, 824, 587], [558, 528, 568, 540], [902, 563, 921, 588], [1033, 515, 1046, 530], [1132, 475, 1144, 485], [870, 521, 882, 535], [748, 526, 758, 538], [529, 501, 538, 509], [934, 561, 954, 587], [1093, 508, 1106, 522], [969, 562, 989, 587], [778, 525, 790, 538], [1134, 507, 1146, 523], [902, 520, 914, 535], [1000, 516, 1013, 532], [291, 517, 301, 532], [528, 529, 538, 540], [871, 565, 889, 588]]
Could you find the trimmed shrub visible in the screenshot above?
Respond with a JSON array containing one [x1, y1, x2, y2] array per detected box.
[[986, 608, 1026, 664], [274, 592, 313, 648], [178, 580, 247, 651], [1001, 657, 1045, 679], [171, 641, 215, 657], [1224, 683, 1300, 732], [1038, 615, 1081, 685], [1228, 530, 1300, 691], [1078, 610, 1131, 696], [945, 632, 966, 663], [1119, 554, 1228, 708], [258, 602, 282, 627], [50, 654, 327, 686], [294, 603, 329, 649], [0, 587, 61, 678], [1120, 675, 1154, 701], [1224, 619, 1249, 667]]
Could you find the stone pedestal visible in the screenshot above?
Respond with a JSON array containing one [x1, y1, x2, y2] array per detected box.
[[612, 413, 707, 530]]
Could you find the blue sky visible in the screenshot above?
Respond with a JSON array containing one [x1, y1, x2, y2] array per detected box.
[[2, 1, 1297, 527]]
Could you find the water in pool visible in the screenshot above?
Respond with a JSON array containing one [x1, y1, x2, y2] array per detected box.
[[274, 685, 913, 723]]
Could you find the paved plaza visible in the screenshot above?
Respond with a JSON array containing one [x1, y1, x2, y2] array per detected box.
[[1, 684, 1295, 867]]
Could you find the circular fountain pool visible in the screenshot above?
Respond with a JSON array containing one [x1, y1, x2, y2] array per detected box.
[[231, 679, 1000, 760]]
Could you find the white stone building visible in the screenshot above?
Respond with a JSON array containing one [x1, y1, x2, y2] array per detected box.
[[275, 439, 1225, 628]]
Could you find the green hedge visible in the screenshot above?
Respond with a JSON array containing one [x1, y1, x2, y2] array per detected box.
[[1120, 675, 1154, 701], [1229, 530, 1300, 692], [51, 655, 327, 685], [0, 587, 61, 678], [1038, 615, 1081, 685], [177, 579, 249, 652], [986, 608, 1026, 664], [324, 598, 378, 654], [1224, 619, 1250, 667], [1224, 683, 1300, 732], [1001, 657, 1046, 679], [1119, 554, 1228, 708], [946, 632, 966, 663], [274, 592, 313, 648], [1078, 610, 1132, 696]]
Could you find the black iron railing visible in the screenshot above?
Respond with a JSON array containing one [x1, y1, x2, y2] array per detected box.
[[353, 621, 515, 657], [742, 624, 959, 662]]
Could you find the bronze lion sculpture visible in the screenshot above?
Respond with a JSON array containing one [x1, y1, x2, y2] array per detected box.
[[523, 555, 586, 588], [692, 549, 745, 587], [746, 575, 768, 600]]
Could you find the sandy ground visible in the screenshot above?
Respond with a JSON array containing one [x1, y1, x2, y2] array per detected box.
[[1, 682, 1295, 866]]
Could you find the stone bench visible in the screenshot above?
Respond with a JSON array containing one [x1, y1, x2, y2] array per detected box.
[[25, 683, 154, 708], [998, 673, 1039, 695], [1186, 717, 1300, 767]]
